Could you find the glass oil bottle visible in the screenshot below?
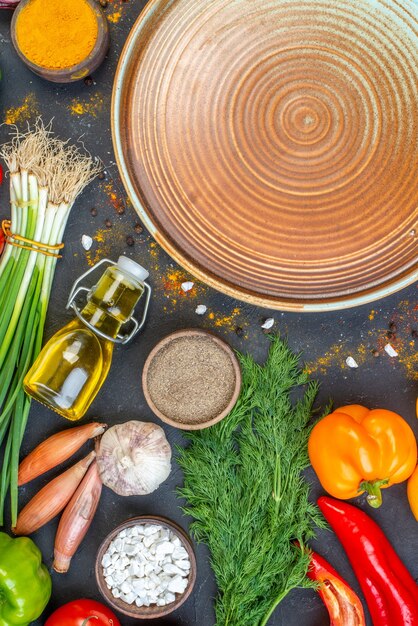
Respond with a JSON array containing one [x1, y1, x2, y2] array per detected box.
[[24, 256, 150, 420]]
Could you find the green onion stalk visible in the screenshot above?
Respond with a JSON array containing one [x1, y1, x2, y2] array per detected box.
[[0, 123, 100, 526]]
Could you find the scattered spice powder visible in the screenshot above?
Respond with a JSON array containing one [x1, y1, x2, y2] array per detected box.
[[213, 307, 242, 328], [107, 9, 122, 23], [69, 93, 104, 117], [84, 223, 124, 266], [146, 335, 237, 424], [305, 300, 417, 379], [163, 269, 196, 295], [106, 0, 125, 23], [102, 182, 126, 214], [4, 94, 39, 125]]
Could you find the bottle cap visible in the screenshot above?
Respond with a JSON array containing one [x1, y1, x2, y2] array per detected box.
[[117, 256, 149, 283]]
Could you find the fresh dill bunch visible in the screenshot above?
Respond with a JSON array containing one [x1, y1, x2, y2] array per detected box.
[[177, 336, 326, 626]]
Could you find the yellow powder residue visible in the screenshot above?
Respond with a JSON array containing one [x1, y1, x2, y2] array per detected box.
[[399, 349, 418, 381], [163, 268, 195, 295], [106, 0, 124, 24], [305, 299, 417, 379], [4, 94, 39, 125], [84, 224, 127, 266], [107, 9, 122, 23], [212, 307, 241, 328], [304, 343, 345, 375], [200, 306, 248, 335], [149, 242, 159, 259], [69, 93, 104, 117], [85, 228, 107, 266]]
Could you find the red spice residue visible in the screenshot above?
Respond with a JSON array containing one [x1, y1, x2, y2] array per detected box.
[[163, 269, 196, 297], [305, 300, 418, 380], [103, 181, 127, 215]]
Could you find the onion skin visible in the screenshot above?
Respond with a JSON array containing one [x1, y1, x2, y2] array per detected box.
[[53, 461, 102, 573], [18, 422, 106, 486], [14, 452, 95, 536]]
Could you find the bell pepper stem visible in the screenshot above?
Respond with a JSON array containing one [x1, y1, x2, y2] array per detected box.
[[359, 479, 389, 508], [81, 618, 98, 626]]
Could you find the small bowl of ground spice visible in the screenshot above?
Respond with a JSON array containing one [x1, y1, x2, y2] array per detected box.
[[11, 0, 109, 83], [143, 329, 242, 430]]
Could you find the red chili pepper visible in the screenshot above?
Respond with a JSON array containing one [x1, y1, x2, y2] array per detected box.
[[318, 496, 418, 626], [306, 548, 365, 625]]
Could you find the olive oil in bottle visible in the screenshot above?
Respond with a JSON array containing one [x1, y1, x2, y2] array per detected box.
[[24, 257, 149, 420]]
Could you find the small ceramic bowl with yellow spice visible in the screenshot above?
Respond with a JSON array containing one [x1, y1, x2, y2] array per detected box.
[[11, 0, 109, 83]]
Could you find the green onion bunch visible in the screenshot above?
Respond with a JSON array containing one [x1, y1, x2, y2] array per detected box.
[[0, 122, 100, 526]]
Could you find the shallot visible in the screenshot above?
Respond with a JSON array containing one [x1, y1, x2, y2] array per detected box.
[[14, 451, 95, 536], [18, 422, 106, 485], [53, 461, 102, 573]]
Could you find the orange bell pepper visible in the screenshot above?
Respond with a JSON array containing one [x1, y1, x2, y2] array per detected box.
[[407, 464, 418, 521], [308, 404, 417, 508]]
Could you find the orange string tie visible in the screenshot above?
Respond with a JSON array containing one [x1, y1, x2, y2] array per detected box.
[[1, 220, 64, 258]]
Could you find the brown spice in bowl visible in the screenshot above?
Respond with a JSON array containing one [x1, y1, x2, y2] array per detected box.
[[146, 335, 237, 424]]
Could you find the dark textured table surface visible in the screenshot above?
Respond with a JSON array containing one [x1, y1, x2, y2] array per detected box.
[[0, 3, 417, 625]]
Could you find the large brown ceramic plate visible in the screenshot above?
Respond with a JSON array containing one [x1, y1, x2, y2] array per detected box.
[[112, 0, 418, 311]]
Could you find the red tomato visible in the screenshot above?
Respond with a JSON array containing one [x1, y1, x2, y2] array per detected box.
[[44, 599, 121, 626]]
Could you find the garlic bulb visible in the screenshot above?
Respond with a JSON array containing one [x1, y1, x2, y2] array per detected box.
[[96, 421, 171, 496]]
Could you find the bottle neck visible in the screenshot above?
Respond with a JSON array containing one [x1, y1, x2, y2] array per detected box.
[[79, 265, 145, 341], [80, 302, 122, 339]]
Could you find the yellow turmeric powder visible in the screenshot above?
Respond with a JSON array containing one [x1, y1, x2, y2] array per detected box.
[[16, 0, 98, 70]]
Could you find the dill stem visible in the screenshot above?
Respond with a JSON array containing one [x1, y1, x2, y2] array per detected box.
[[273, 454, 281, 511], [259, 588, 291, 626]]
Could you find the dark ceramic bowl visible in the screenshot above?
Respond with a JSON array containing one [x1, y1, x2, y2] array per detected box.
[[11, 0, 109, 83], [95, 515, 197, 619]]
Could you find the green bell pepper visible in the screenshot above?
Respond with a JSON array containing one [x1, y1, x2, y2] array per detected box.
[[0, 532, 51, 626]]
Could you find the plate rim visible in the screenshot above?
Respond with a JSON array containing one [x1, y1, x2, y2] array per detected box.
[[111, 0, 418, 312]]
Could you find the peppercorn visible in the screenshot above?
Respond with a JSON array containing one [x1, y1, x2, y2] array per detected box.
[[90, 207, 97, 217], [134, 223, 143, 234], [126, 236, 134, 246], [372, 349, 379, 358], [235, 326, 244, 337], [99, 0, 108, 7], [115, 204, 125, 215], [388, 321, 397, 332], [84, 76, 93, 86], [386, 330, 394, 339], [98, 171, 106, 180], [104, 219, 112, 228], [411, 329, 418, 339]]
